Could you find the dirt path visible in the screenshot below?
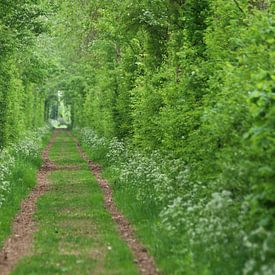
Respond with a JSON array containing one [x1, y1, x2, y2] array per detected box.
[[70, 132, 159, 275], [0, 131, 59, 275], [0, 130, 159, 275]]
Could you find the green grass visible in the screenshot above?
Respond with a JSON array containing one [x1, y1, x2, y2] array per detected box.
[[12, 131, 138, 274], [102, 168, 203, 274], [77, 141, 182, 274], [101, 168, 176, 273], [0, 134, 51, 249], [48, 132, 86, 166]]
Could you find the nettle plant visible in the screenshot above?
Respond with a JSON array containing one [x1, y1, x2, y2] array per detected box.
[[0, 149, 15, 208], [80, 128, 107, 149], [12, 126, 51, 160], [117, 151, 180, 205], [80, 128, 185, 206], [0, 125, 50, 208]]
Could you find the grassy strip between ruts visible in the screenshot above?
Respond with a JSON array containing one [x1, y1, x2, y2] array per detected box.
[[75, 137, 179, 274], [11, 131, 138, 274], [0, 133, 51, 250]]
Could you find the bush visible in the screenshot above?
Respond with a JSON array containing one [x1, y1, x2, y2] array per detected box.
[[0, 125, 51, 208]]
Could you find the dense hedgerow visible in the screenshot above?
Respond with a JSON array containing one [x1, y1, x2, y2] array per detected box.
[[0, 1, 55, 148], [62, 4, 275, 274], [0, 126, 50, 208]]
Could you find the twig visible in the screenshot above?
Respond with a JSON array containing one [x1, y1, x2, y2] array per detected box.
[[233, 0, 245, 14]]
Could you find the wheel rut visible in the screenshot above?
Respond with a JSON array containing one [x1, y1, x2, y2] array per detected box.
[[69, 132, 159, 275], [0, 131, 59, 275], [0, 131, 90, 275]]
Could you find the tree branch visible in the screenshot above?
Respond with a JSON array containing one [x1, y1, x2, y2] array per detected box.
[[233, 0, 245, 14]]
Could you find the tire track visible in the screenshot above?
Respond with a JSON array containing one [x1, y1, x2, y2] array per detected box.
[[0, 131, 60, 275], [70, 132, 159, 275]]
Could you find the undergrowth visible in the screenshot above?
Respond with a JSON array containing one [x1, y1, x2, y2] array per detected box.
[[76, 127, 275, 275], [0, 126, 51, 248]]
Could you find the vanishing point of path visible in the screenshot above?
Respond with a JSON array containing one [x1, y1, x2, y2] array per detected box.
[[0, 130, 158, 275]]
